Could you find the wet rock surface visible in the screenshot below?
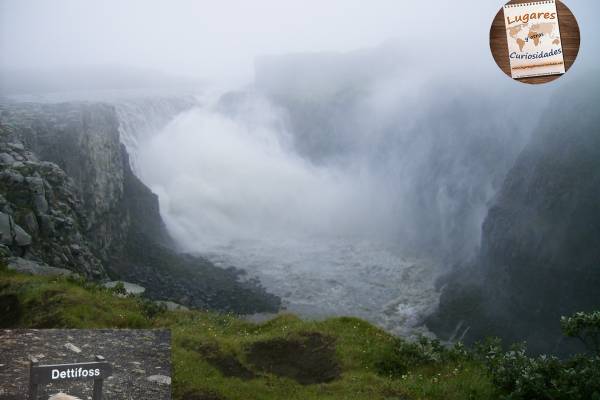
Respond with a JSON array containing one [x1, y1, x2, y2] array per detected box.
[[428, 77, 600, 355], [0, 329, 171, 400]]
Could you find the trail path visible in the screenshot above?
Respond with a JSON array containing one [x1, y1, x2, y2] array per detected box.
[[0, 329, 171, 400]]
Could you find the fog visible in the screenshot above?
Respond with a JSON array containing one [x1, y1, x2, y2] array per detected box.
[[137, 92, 394, 248], [2, 1, 598, 99], [0, 1, 464, 81], [2, 0, 597, 95], [2, 1, 598, 83]]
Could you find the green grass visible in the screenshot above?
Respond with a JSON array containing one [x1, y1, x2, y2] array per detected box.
[[0, 268, 153, 328], [0, 267, 498, 400]]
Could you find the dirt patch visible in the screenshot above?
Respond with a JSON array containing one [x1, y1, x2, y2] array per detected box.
[[192, 342, 255, 380], [245, 332, 340, 385]]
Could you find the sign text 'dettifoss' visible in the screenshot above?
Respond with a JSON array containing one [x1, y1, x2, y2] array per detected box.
[[30, 361, 112, 384]]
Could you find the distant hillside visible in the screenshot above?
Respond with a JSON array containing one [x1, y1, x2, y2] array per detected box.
[[0, 66, 202, 97]]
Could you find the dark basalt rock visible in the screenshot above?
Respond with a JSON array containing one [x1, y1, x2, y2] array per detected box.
[[0, 123, 105, 278], [428, 77, 600, 355]]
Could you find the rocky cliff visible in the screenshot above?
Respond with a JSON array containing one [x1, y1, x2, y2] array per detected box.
[[428, 78, 600, 355], [0, 99, 280, 313], [0, 130, 105, 278]]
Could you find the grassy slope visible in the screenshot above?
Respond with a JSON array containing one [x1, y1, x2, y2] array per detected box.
[[0, 268, 497, 400]]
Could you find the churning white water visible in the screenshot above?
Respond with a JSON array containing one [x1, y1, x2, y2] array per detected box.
[[134, 92, 441, 337], [204, 238, 440, 337]]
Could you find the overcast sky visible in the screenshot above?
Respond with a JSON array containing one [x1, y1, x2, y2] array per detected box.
[[0, 0, 597, 82]]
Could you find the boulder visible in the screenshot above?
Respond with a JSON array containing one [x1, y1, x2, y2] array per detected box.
[[155, 300, 189, 311], [21, 211, 39, 236], [0, 212, 11, 245], [146, 375, 171, 385], [7, 257, 75, 277], [104, 281, 146, 295], [27, 176, 49, 214], [0, 169, 24, 183], [0, 211, 32, 247], [64, 343, 82, 354], [7, 142, 24, 151], [0, 244, 10, 258], [13, 223, 32, 246], [0, 152, 15, 164]]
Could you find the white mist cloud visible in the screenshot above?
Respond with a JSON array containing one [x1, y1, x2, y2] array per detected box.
[[137, 95, 392, 250]]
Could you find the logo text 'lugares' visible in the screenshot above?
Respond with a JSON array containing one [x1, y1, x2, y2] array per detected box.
[[507, 12, 556, 25]]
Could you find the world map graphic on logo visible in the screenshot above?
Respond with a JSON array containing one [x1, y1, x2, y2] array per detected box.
[[507, 22, 561, 52]]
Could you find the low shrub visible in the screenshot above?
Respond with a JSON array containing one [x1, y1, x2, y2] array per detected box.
[[376, 336, 470, 377], [561, 311, 600, 355], [476, 330, 600, 399], [139, 298, 167, 319]]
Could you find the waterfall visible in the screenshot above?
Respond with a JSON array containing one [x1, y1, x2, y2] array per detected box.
[[114, 96, 198, 174]]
